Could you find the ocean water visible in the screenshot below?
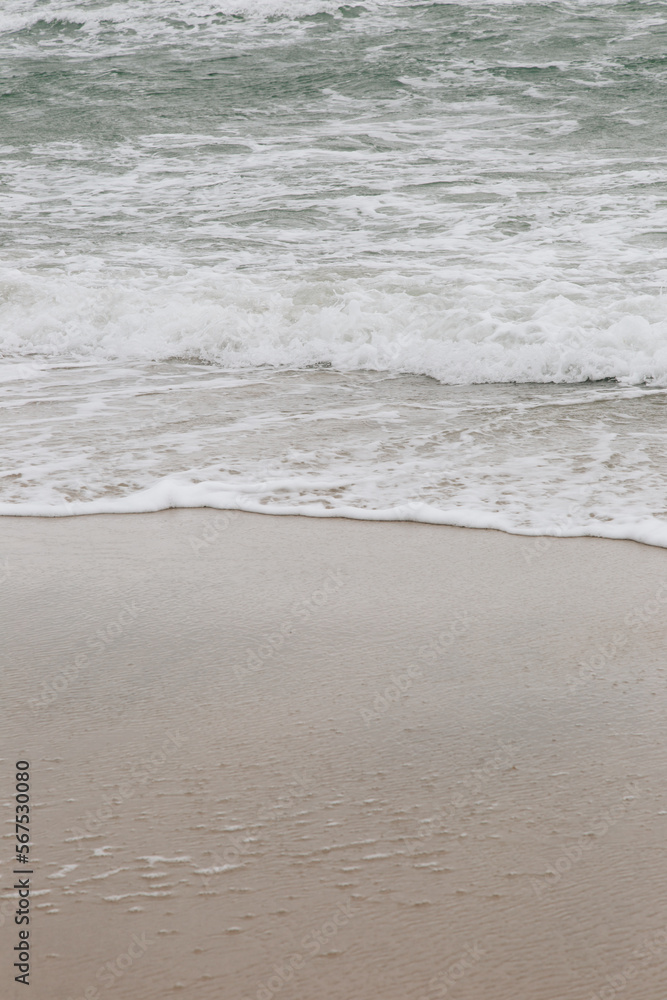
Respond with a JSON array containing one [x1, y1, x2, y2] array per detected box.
[[1, 0, 667, 543]]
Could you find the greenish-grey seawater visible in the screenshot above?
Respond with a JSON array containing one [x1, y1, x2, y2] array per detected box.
[[1, 1, 667, 541]]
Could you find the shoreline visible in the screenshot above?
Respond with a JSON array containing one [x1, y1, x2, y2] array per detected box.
[[3, 511, 667, 999], [2, 499, 667, 553]]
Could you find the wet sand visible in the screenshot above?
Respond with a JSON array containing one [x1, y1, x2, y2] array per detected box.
[[2, 511, 667, 1000]]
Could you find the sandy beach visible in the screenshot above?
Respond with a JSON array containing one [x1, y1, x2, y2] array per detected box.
[[4, 3, 667, 998], [2, 512, 667, 999]]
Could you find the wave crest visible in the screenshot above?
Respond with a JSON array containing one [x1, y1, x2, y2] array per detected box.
[[2, 263, 666, 385]]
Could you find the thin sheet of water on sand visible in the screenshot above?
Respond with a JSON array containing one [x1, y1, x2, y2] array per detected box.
[[1, 512, 667, 999]]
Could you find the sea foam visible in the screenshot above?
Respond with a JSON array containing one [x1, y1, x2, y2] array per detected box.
[[2, 264, 667, 386], [2, 0, 667, 545]]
